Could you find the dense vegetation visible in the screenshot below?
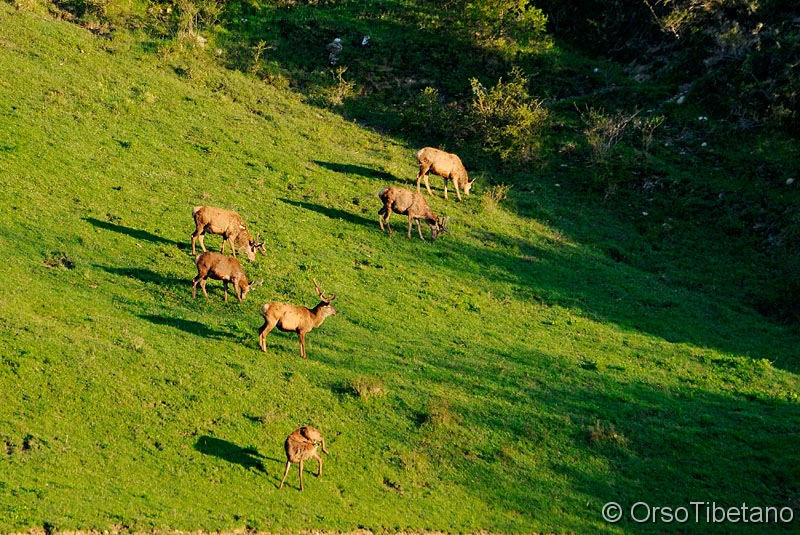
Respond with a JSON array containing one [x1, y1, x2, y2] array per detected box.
[[1, 0, 798, 534]]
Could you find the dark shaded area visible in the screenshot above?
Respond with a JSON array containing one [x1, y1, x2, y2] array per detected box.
[[313, 160, 399, 182], [278, 197, 375, 229], [138, 314, 229, 340], [83, 217, 177, 246], [194, 436, 266, 473], [317, 334, 800, 533], [96, 265, 185, 288], [429, 231, 800, 374]]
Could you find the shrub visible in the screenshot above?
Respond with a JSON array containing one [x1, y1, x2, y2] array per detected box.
[[469, 66, 549, 166]]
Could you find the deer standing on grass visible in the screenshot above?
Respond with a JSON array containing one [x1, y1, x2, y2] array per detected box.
[[378, 187, 449, 241], [258, 279, 338, 359], [191, 205, 265, 261], [279, 426, 329, 491], [192, 251, 263, 304], [416, 147, 475, 201]]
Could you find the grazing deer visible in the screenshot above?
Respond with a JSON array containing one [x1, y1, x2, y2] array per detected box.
[[378, 187, 449, 241], [191, 205, 265, 261], [416, 147, 475, 201], [258, 279, 338, 359], [192, 251, 263, 304], [279, 426, 329, 491]]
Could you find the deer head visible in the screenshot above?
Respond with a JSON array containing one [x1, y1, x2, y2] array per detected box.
[[251, 232, 267, 256], [431, 215, 450, 240], [463, 179, 475, 196]]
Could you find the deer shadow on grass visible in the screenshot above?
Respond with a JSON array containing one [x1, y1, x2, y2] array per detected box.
[[83, 217, 177, 246], [278, 197, 375, 229], [195, 436, 266, 473], [97, 265, 186, 288], [138, 314, 229, 340], [313, 160, 401, 183]]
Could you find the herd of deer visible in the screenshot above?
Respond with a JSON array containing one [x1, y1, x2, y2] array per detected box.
[[189, 147, 474, 489]]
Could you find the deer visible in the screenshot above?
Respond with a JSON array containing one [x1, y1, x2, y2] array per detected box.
[[378, 186, 449, 241], [190, 205, 265, 261], [258, 279, 338, 359], [278, 426, 329, 491], [416, 146, 475, 201], [192, 251, 263, 304]]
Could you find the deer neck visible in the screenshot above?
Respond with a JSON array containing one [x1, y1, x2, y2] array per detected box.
[[310, 302, 333, 325]]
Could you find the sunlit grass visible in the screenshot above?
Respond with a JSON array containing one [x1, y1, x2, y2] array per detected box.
[[0, 4, 798, 535]]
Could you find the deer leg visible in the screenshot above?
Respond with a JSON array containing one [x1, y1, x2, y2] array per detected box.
[[381, 208, 394, 235], [228, 236, 237, 258], [191, 232, 199, 255], [417, 166, 433, 195], [443, 178, 449, 200], [314, 451, 323, 477], [199, 278, 209, 299], [407, 215, 414, 239], [258, 320, 277, 352], [197, 232, 207, 253], [279, 461, 292, 489], [453, 179, 463, 201], [298, 332, 307, 359], [378, 209, 386, 233], [192, 277, 201, 299], [222, 281, 229, 303], [298, 459, 304, 491]]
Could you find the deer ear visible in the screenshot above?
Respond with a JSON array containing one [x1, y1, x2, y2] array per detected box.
[[239, 224, 247, 230]]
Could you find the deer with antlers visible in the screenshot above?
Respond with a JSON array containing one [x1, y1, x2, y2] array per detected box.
[[279, 426, 329, 491], [258, 279, 338, 359], [378, 186, 449, 241]]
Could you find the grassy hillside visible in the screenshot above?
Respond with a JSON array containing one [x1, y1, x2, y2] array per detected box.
[[1, 3, 799, 535]]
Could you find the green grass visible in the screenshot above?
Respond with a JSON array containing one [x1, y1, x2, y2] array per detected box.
[[1, 3, 799, 535]]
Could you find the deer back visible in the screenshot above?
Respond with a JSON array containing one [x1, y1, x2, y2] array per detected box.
[[193, 206, 242, 235], [285, 430, 319, 462], [380, 187, 421, 216], [196, 251, 243, 281]]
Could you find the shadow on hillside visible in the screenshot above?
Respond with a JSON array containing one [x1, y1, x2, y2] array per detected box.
[[138, 314, 229, 340], [278, 197, 375, 228], [97, 265, 186, 288], [83, 217, 176, 246], [313, 160, 399, 182], [313, 335, 800, 533], [451, 346, 800, 533], [195, 436, 266, 473], [431, 232, 800, 373]]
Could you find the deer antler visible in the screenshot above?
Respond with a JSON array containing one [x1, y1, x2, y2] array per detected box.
[[254, 232, 267, 254], [312, 278, 336, 302]]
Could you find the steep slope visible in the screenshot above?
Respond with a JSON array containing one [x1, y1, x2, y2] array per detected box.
[[0, 4, 798, 535]]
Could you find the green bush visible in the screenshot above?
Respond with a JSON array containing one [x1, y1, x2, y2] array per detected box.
[[469, 66, 549, 166]]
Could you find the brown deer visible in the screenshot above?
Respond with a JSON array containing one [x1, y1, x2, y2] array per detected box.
[[279, 426, 329, 491], [416, 147, 475, 201], [192, 251, 263, 304], [258, 279, 338, 358], [191, 205, 265, 261], [378, 187, 449, 241]]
